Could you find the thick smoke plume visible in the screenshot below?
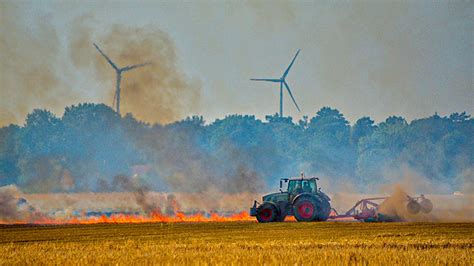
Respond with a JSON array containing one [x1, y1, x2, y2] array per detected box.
[[0, 185, 22, 221], [0, 3, 77, 125], [1, 2, 201, 126], [377, 186, 432, 222], [377, 186, 473, 222], [0, 185, 42, 223], [111, 175, 161, 214], [70, 18, 201, 124], [375, 169, 474, 222]]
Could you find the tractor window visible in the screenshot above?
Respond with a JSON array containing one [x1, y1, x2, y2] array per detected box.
[[288, 179, 316, 194], [303, 180, 316, 193], [287, 180, 302, 194]]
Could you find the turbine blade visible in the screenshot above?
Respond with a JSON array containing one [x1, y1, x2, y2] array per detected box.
[[250, 78, 281, 82], [93, 43, 119, 71], [283, 81, 300, 112], [121, 62, 152, 72], [282, 49, 300, 79], [112, 90, 117, 109]]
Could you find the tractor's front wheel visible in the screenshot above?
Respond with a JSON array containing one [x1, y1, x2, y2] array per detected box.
[[256, 203, 278, 223], [293, 197, 318, 222]]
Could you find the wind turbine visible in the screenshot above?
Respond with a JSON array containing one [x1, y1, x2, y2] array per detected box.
[[251, 49, 301, 117], [93, 43, 151, 114]]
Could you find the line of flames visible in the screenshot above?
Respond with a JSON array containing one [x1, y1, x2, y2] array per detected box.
[[0, 211, 270, 225], [0, 212, 302, 225]]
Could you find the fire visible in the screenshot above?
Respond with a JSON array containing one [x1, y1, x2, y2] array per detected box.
[[0, 211, 256, 225]]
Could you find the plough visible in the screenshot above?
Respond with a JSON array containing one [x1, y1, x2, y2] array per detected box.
[[329, 195, 433, 222]]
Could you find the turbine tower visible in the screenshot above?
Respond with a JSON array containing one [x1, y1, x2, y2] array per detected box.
[[93, 43, 151, 114], [251, 49, 301, 117]]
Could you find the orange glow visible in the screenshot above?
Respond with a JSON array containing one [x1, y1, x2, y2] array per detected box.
[[0, 211, 257, 225]]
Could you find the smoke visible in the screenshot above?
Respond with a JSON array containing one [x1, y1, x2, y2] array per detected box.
[[0, 3, 201, 126], [324, 166, 474, 222], [376, 169, 474, 222], [111, 175, 161, 214], [70, 18, 201, 124], [0, 185, 42, 222], [378, 166, 438, 194], [165, 165, 264, 193], [377, 185, 431, 222], [246, 0, 296, 32], [107, 175, 186, 216], [0, 2, 77, 125], [0, 185, 22, 221], [376, 185, 474, 222]]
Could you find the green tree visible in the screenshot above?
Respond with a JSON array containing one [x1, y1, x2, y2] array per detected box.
[[61, 103, 137, 191], [0, 125, 20, 186], [356, 116, 408, 186], [305, 107, 354, 177], [351, 117, 376, 145], [17, 109, 64, 192]]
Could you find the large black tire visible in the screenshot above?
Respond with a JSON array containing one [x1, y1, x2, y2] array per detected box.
[[256, 203, 278, 223], [293, 197, 318, 222], [420, 198, 433, 213], [316, 199, 331, 221]]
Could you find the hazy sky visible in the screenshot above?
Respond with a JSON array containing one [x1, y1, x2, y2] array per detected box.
[[1, 0, 472, 125]]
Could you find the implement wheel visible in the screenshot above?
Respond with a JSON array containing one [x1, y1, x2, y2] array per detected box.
[[407, 200, 421, 214], [257, 203, 278, 223], [293, 197, 318, 222], [420, 198, 433, 213]]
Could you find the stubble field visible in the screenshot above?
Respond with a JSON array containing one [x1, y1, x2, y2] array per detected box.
[[0, 222, 472, 265]]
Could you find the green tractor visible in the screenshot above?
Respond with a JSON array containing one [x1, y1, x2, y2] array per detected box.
[[250, 173, 331, 222]]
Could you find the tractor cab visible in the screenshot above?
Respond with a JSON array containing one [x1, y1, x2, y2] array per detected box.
[[283, 178, 317, 194], [280, 173, 319, 197]]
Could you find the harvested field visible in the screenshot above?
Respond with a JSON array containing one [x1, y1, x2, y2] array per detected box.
[[0, 222, 472, 265]]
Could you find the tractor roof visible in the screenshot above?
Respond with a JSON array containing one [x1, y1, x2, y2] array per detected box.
[[284, 176, 319, 181]]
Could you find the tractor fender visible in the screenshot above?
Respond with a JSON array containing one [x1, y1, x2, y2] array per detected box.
[[318, 192, 331, 202], [292, 193, 320, 205]]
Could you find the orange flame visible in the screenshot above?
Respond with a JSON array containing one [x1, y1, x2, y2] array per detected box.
[[0, 211, 257, 225]]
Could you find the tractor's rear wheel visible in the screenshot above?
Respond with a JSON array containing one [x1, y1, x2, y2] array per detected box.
[[293, 198, 318, 222], [256, 203, 278, 223]]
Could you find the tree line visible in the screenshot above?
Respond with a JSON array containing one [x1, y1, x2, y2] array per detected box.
[[0, 103, 472, 193]]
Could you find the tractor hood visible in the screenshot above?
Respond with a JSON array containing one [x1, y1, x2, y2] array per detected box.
[[262, 192, 288, 203]]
